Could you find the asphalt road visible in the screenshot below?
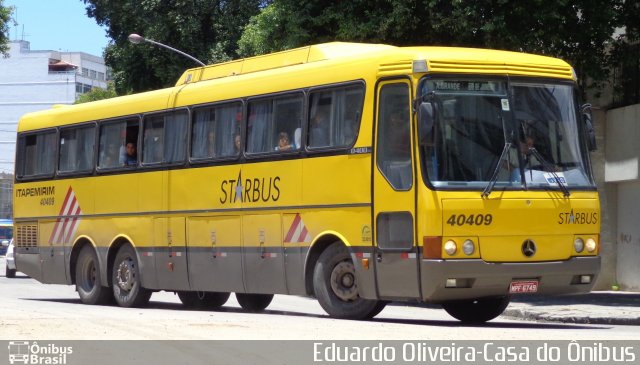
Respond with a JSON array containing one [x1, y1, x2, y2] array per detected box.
[[1, 256, 639, 341]]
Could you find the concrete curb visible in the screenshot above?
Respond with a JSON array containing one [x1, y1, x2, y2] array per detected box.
[[502, 308, 640, 326]]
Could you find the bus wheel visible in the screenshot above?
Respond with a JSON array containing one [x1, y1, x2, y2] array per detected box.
[[75, 245, 112, 305], [235, 293, 273, 312], [178, 291, 230, 309], [112, 245, 151, 308], [313, 243, 383, 320], [442, 296, 510, 323], [5, 265, 16, 278]]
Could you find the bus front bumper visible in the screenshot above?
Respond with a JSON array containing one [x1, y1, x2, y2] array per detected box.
[[420, 256, 600, 303]]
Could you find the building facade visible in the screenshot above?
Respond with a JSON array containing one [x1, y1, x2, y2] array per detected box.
[[0, 41, 108, 218], [0, 40, 108, 175]]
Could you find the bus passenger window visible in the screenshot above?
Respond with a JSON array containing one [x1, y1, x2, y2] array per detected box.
[[59, 125, 95, 173], [247, 94, 302, 154], [192, 102, 242, 159], [98, 118, 138, 169], [142, 110, 187, 164], [17, 131, 56, 178], [308, 84, 364, 149]]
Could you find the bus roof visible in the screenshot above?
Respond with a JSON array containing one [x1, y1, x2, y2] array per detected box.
[[17, 42, 574, 132]]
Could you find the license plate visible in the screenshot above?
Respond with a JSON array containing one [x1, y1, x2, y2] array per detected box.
[[509, 280, 539, 293]]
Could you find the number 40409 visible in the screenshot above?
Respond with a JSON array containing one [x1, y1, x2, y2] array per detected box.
[[446, 214, 493, 226]]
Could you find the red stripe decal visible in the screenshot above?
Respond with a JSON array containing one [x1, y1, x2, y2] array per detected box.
[[284, 214, 301, 242]]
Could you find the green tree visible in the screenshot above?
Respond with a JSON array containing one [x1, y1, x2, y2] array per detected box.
[[83, 0, 262, 93], [238, 0, 622, 90], [0, 1, 14, 57], [74, 82, 119, 104]]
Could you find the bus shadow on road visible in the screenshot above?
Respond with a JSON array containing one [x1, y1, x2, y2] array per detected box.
[[21, 297, 605, 331]]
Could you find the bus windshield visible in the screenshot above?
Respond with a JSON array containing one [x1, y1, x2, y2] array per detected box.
[[419, 78, 594, 191]]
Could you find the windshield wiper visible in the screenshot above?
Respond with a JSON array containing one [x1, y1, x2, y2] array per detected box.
[[481, 142, 512, 198], [527, 147, 571, 197]]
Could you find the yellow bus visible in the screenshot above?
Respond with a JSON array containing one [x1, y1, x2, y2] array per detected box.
[[13, 42, 600, 323]]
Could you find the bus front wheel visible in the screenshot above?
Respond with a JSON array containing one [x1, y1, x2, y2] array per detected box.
[[75, 245, 113, 305], [178, 291, 230, 309], [112, 245, 151, 308], [313, 243, 385, 320], [442, 296, 510, 323], [235, 293, 273, 312]]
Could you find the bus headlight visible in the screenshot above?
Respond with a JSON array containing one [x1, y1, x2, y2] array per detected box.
[[574, 238, 585, 253], [462, 239, 475, 255], [444, 240, 457, 256], [586, 238, 597, 253]]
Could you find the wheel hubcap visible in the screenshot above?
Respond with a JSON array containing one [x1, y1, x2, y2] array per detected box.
[[116, 258, 135, 291], [330, 261, 358, 301]]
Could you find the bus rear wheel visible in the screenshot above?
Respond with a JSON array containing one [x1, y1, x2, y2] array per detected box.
[[442, 296, 510, 323], [178, 291, 230, 309], [75, 245, 113, 305], [313, 243, 385, 320], [112, 244, 151, 308], [235, 293, 273, 312]]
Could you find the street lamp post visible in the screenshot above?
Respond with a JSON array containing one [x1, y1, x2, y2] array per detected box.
[[127, 34, 206, 67]]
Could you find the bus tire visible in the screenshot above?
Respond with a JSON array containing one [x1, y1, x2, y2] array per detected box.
[[313, 243, 383, 320], [112, 244, 151, 308], [178, 291, 230, 309], [235, 293, 273, 312], [5, 265, 16, 278], [442, 296, 510, 323], [75, 245, 113, 305]]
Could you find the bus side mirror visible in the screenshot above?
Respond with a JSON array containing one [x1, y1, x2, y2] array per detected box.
[[418, 102, 435, 143], [581, 104, 597, 151]]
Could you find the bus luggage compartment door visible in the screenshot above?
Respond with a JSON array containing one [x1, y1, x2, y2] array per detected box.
[[153, 217, 189, 290], [241, 214, 287, 294]]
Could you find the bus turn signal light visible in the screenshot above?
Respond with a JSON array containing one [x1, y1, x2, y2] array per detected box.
[[423, 236, 442, 259]]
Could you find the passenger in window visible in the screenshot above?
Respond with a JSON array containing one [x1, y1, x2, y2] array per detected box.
[[234, 133, 242, 154], [310, 108, 330, 147], [124, 142, 137, 166], [275, 132, 292, 151]]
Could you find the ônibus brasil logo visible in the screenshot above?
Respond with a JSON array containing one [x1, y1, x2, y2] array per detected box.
[[8, 341, 73, 365]]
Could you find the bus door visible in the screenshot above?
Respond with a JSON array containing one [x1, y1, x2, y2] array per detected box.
[[372, 80, 421, 299]]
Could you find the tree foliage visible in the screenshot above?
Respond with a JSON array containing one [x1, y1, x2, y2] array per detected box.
[[0, 1, 14, 57], [83, 0, 262, 93], [75, 82, 119, 104], [238, 0, 623, 91]]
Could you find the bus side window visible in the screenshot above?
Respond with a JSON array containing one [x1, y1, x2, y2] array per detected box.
[[192, 102, 242, 159], [142, 110, 187, 164], [59, 125, 95, 174], [17, 131, 56, 178], [98, 118, 138, 169], [247, 93, 302, 154], [308, 84, 364, 149]]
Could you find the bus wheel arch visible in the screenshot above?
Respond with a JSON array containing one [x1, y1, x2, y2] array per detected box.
[[304, 234, 343, 297]]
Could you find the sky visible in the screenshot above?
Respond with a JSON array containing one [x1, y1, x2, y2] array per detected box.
[[4, 0, 109, 56]]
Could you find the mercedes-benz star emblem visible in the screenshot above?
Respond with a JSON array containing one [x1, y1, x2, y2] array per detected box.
[[522, 239, 537, 257]]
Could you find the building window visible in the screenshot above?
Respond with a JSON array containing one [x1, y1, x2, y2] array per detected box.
[[82, 68, 89, 77], [89, 70, 97, 79], [97, 72, 105, 81]]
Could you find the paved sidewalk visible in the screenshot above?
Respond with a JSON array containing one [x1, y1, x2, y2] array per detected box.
[[502, 291, 640, 325]]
